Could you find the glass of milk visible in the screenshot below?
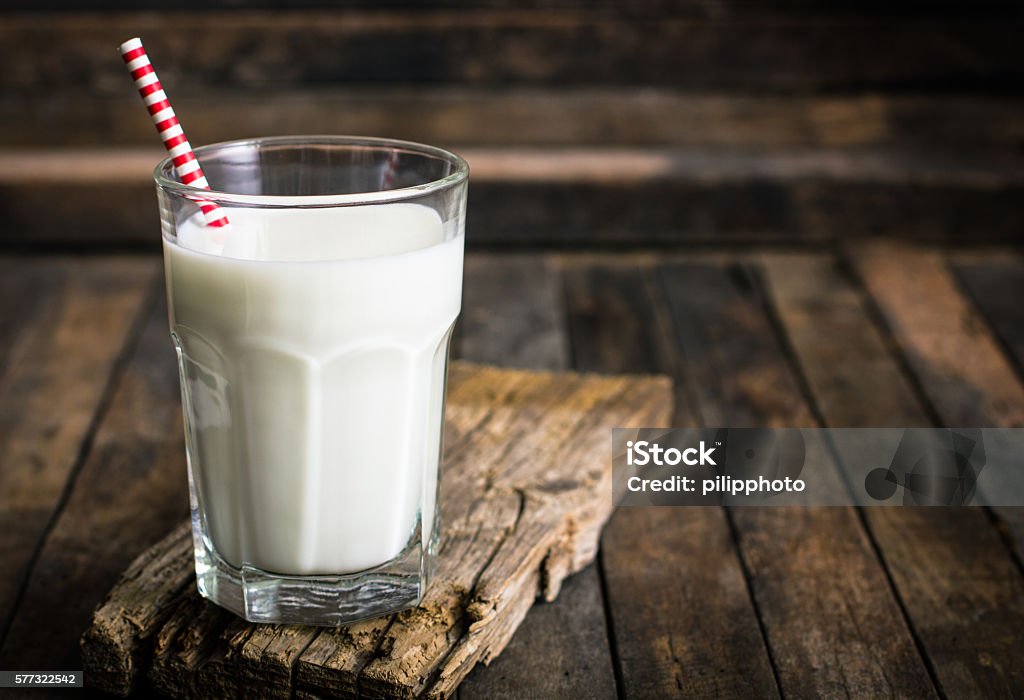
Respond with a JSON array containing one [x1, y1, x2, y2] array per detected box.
[[154, 136, 468, 625]]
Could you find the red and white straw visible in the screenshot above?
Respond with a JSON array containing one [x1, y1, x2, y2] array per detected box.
[[381, 149, 400, 190], [119, 37, 229, 228]]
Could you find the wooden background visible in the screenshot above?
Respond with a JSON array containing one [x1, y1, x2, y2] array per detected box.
[[0, 1, 1022, 249], [1, 2, 1023, 699]]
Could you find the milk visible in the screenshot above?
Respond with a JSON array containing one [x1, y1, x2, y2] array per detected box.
[[164, 204, 462, 576]]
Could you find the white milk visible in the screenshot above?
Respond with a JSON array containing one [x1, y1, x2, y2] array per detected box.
[[164, 204, 462, 575]]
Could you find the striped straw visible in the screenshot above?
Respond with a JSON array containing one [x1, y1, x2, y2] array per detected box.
[[119, 37, 229, 228], [381, 149, 400, 190]]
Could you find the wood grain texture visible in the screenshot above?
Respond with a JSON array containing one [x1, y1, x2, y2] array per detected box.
[[18, 148, 1020, 185], [951, 252, 1024, 668], [455, 254, 616, 699], [6, 92, 1022, 151], [657, 261, 936, 698], [849, 243, 1024, 429], [757, 254, 928, 428], [456, 254, 569, 372], [3, 147, 1021, 249], [456, 570, 615, 699], [0, 259, 59, 376], [0, 257, 156, 641], [6, 1, 1021, 14], [2, 12, 1020, 94], [953, 252, 1024, 381], [81, 523, 194, 696], [0, 290, 187, 683], [81, 361, 673, 698], [763, 251, 1024, 698], [850, 244, 1024, 556], [562, 262, 781, 698]]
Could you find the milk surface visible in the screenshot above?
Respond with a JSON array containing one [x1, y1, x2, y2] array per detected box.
[[164, 204, 462, 575]]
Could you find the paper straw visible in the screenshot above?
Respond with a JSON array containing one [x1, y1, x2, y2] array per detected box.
[[381, 149, 400, 190], [119, 37, 229, 228]]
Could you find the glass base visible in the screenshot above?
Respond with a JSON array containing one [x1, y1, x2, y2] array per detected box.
[[191, 519, 436, 626]]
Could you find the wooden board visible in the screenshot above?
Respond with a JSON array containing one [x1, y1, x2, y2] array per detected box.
[[3, 147, 1021, 249], [655, 261, 936, 698], [5, 1, 1020, 14], [6, 92, 1022, 151], [80, 360, 672, 698], [954, 252, 1024, 368], [850, 244, 1024, 551], [762, 250, 1024, 697], [561, 262, 783, 698], [2, 11, 1020, 94], [3, 248, 1023, 698], [0, 257, 156, 639], [455, 254, 616, 700], [0, 291, 189, 689]]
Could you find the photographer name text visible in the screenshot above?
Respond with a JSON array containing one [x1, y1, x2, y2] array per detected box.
[[625, 440, 807, 496]]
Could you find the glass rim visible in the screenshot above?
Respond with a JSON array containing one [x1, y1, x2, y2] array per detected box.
[[153, 135, 470, 207]]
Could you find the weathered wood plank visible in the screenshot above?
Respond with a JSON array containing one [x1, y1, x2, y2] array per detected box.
[[0, 257, 157, 643], [455, 254, 616, 699], [0, 259, 61, 380], [850, 243, 1024, 428], [457, 569, 614, 699], [562, 262, 780, 698], [359, 365, 671, 700], [20, 147, 1021, 185], [953, 252, 1024, 378], [5, 1, 1020, 14], [851, 244, 1024, 551], [5, 92, 1022, 151], [955, 254, 1024, 545], [81, 523, 195, 696], [758, 254, 928, 428], [2, 12, 1020, 94], [3, 148, 1021, 249], [563, 264, 676, 378], [10, 149, 1018, 191], [292, 617, 390, 698], [763, 251, 1024, 697], [0, 288, 187, 680], [81, 361, 673, 698], [455, 254, 569, 372], [657, 261, 937, 698]]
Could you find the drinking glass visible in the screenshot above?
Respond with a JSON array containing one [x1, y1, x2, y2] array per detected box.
[[155, 136, 468, 625]]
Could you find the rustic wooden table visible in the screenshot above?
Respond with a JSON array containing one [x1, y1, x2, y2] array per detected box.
[[0, 244, 1022, 698], [2, 2, 1024, 694]]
